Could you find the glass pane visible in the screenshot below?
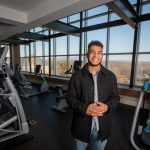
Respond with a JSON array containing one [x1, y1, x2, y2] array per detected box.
[[142, 3, 150, 14], [35, 57, 44, 74], [108, 55, 132, 84], [43, 41, 49, 56], [56, 56, 67, 76], [87, 5, 108, 17], [45, 57, 49, 75], [21, 58, 30, 72], [81, 33, 85, 55], [69, 13, 80, 22], [51, 57, 54, 75], [56, 36, 67, 55], [59, 17, 67, 23], [139, 21, 150, 52], [23, 45, 29, 57], [135, 54, 150, 86], [34, 27, 42, 33], [68, 56, 79, 68], [35, 57, 43, 66], [128, 0, 137, 5], [71, 22, 80, 28], [20, 45, 25, 57], [30, 29, 34, 32], [31, 56, 35, 73], [109, 25, 134, 53], [87, 29, 107, 53], [35, 41, 43, 56], [43, 30, 49, 35], [69, 35, 79, 54], [87, 15, 108, 26], [31, 42, 35, 57], [110, 13, 121, 21], [68, 56, 79, 77], [51, 39, 54, 56]]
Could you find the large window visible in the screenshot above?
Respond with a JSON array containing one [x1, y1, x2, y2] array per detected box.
[[108, 25, 134, 84], [51, 34, 80, 77], [19, 0, 150, 89], [20, 38, 49, 74], [135, 21, 150, 86]]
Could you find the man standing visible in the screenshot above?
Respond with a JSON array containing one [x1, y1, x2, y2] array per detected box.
[[66, 41, 120, 150]]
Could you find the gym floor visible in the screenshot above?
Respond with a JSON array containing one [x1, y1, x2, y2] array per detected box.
[[0, 91, 142, 150]]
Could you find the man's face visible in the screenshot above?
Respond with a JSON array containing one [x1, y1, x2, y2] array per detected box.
[[87, 45, 103, 66]]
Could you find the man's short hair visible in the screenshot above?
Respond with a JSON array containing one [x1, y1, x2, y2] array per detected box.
[[88, 41, 103, 51]]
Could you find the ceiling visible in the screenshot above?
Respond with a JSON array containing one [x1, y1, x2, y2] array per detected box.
[[0, 0, 113, 41]]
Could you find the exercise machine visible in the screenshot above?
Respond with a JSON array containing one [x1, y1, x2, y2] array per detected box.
[[0, 46, 29, 143], [53, 61, 82, 112], [2, 58, 14, 78], [16, 64, 49, 98], [14, 64, 32, 99], [130, 79, 150, 150], [35, 65, 49, 93]]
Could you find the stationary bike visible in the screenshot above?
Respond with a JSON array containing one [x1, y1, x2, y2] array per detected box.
[[53, 61, 82, 112]]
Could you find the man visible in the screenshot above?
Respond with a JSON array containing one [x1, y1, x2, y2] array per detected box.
[[66, 41, 120, 150]]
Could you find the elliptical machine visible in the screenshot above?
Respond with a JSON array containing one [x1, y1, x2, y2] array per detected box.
[[130, 79, 150, 150], [52, 61, 82, 112], [13, 64, 32, 99], [16, 64, 49, 98], [0, 46, 30, 142]]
